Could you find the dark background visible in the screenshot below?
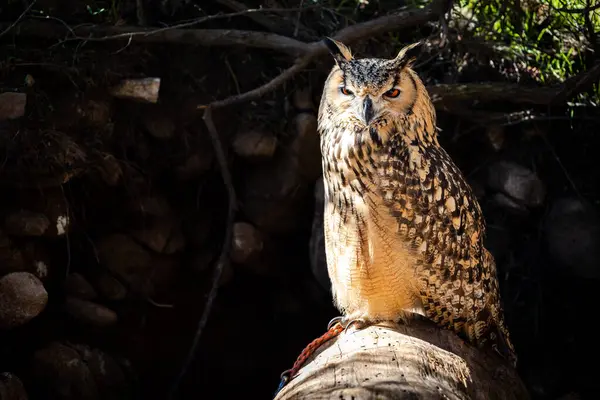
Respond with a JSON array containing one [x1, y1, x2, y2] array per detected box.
[[0, 1, 598, 399]]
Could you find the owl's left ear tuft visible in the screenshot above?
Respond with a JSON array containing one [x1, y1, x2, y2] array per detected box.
[[391, 41, 422, 70], [323, 37, 353, 66]]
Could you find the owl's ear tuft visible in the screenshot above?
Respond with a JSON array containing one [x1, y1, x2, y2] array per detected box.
[[323, 37, 353, 66], [391, 41, 422, 70]]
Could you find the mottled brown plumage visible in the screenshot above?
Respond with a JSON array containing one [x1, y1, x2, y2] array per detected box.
[[317, 38, 517, 367]]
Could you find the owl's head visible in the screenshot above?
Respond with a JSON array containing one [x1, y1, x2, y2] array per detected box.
[[318, 38, 434, 145]]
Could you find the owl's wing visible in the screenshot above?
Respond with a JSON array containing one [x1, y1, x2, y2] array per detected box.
[[375, 143, 516, 365]]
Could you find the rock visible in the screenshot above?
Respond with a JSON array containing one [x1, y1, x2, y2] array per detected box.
[[32, 343, 99, 400], [4, 211, 50, 236], [290, 88, 321, 182], [141, 107, 175, 139], [0, 372, 28, 400], [175, 151, 213, 181], [130, 217, 186, 254], [0, 92, 27, 120], [485, 125, 505, 151], [486, 161, 545, 207], [130, 195, 173, 217], [64, 273, 97, 300], [0, 231, 25, 276], [96, 154, 122, 186], [230, 222, 263, 264], [64, 297, 118, 327], [5, 190, 72, 237], [95, 234, 153, 295], [489, 193, 529, 215], [94, 273, 127, 301], [0, 272, 48, 329], [232, 130, 277, 159], [0, 237, 50, 281], [76, 94, 112, 128], [31, 342, 134, 400], [308, 177, 330, 292], [20, 242, 52, 282], [109, 77, 160, 103], [73, 344, 133, 399], [39, 189, 71, 236], [544, 197, 600, 280], [241, 154, 310, 233]]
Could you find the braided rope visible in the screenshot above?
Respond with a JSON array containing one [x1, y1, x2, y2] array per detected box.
[[274, 322, 344, 397]]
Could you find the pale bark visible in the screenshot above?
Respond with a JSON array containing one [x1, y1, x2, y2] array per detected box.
[[275, 321, 530, 400]]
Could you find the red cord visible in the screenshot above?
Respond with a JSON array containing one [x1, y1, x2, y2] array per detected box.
[[288, 322, 344, 378]]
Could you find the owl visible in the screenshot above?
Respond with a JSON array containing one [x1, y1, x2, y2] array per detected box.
[[317, 37, 517, 367]]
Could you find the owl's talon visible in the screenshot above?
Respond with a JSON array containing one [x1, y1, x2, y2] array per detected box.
[[327, 316, 344, 330], [343, 318, 368, 334]]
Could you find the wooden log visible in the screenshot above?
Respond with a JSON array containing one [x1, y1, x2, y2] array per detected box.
[[275, 321, 530, 400]]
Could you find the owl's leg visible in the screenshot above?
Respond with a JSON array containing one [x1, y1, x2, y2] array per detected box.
[[329, 314, 370, 333]]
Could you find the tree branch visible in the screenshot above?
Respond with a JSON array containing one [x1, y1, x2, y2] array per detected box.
[[201, 0, 447, 109], [550, 61, 600, 106], [274, 322, 530, 400], [428, 82, 563, 106], [215, 0, 318, 41], [0, 0, 36, 39], [8, 21, 309, 57], [167, 106, 237, 399], [2, 0, 448, 110]]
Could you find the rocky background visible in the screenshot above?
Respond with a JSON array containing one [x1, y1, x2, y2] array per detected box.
[[0, 0, 599, 399]]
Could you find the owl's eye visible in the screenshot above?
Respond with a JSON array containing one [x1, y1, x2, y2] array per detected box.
[[384, 88, 401, 98], [339, 86, 353, 96]]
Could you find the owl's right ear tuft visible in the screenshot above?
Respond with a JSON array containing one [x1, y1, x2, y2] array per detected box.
[[323, 37, 353, 66]]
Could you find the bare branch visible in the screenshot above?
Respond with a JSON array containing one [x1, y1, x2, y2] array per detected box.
[[215, 0, 319, 41], [201, 0, 448, 109], [204, 56, 313, 109], [3, 1, 450, 111], [0, 0, 36, 39], [332, 5, 438, 45], [550, 61, 600, 105], [9, 21, 309, 57], [428, 82, 562, 106], [167, 106, 237, 400]]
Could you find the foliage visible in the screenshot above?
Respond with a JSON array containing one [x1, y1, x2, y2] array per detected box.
[[454, 0, 599, 104]]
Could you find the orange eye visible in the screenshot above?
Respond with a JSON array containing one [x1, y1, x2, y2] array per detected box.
[[339, 86, 353, 96], [385, 88, 400, 98]]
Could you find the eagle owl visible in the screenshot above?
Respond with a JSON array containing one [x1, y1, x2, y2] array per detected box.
[[317, 38, 517, 367]]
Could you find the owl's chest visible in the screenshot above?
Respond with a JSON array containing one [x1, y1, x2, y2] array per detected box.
[[322, 169, 418, 271], [322, 178, 423, 317]]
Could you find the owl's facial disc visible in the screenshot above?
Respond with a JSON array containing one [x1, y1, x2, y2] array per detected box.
[[323, 38, 422, 127], [336, 73, 405, 126]]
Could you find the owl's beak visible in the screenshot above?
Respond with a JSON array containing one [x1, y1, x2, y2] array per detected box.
[[362, 96, 374, 125]]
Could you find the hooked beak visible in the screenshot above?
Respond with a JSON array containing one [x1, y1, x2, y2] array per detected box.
[[362, 96, 374, 125]]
